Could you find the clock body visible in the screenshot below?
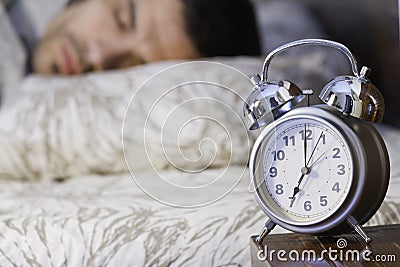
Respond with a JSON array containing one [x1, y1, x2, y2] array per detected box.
[[250, 105, 390, 235]]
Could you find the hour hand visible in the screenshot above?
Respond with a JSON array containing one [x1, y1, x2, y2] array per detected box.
[[289, 185, 301, 207], [292, 173, 305, 198], [291, 186, 300, 198], [292, 164, 311, 197]]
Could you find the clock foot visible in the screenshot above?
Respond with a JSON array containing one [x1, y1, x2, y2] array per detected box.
[[255, 219, 276, 244], [347, 216, 371, 243]]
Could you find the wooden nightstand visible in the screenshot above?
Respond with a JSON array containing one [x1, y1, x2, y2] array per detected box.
[[250, 224, 400, 266]]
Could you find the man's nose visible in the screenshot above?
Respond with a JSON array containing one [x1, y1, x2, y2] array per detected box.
[[85, 37, 139, 71]]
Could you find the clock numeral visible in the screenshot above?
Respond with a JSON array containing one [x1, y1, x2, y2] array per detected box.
[[321, 133, 326, 145], [283, 136, 295, 146], [337, 164, 346, 175], [272, 150, 285, 161], [332, 148, 341, 159], [320, 195, 328, 206], [299, 129, 312, 141], [332, 182, 341, 193], [304, 200, 312, 211], [275, 184, 284, 195], [289, 196, 296, 208], [269, 167, 277, 178]]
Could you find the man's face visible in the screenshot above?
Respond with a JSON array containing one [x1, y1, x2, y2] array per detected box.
[[33, 0, 199, 75]]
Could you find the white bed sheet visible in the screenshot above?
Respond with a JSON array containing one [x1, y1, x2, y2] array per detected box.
[[0, 124, 399, 267], [0, 167, 263, 266]]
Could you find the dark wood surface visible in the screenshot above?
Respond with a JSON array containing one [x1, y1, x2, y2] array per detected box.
[[250, 224, 400, 266]]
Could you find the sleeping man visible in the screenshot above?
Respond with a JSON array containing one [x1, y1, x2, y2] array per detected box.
[[32, 0, 260, 75]]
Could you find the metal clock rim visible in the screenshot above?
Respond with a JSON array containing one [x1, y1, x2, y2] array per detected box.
[[250, 107, 367, 234]]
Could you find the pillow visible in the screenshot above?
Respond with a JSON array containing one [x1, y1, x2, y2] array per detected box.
[[0, 58, 258, 181], [0, 51, 349, 181]]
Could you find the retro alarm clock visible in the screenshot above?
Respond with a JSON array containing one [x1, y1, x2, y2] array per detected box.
[[243, 39, 390, 244]]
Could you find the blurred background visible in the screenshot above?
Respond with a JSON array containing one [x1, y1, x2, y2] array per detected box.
[[1, 0, 399, 127], [254, 0, 400, 128]]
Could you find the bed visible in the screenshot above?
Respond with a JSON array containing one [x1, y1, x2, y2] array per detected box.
[[1, 146, 400, 266], [0, 1, 399, 266], [0, 54, 399, 266]]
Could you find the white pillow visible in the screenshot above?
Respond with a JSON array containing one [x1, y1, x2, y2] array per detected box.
[[0, 58, 258, 180]]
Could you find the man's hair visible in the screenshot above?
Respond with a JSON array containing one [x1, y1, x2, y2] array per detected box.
[[67, 0, 83, 6], [182, 0, 260, 57]]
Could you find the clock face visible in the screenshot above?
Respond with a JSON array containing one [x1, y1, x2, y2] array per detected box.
[[256, 116, 354, 225]]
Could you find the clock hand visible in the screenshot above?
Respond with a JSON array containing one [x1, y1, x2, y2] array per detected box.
[[309, 152, 327, 169], [291, 174, 304, 198], [292, 124, 309, 198], [292, 132, 325, 198], [305, 131, 324, 167], [303, 124, 307, 168], [292, 165, 310, 198]]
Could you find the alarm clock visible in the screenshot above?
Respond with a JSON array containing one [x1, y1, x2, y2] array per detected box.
[[243, 39, 390, 244]]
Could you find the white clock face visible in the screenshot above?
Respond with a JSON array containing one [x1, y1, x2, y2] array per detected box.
[[258, 117, 353, 224]]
